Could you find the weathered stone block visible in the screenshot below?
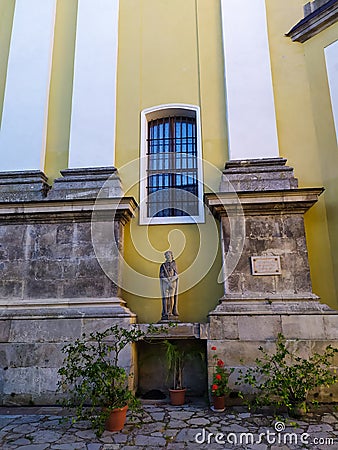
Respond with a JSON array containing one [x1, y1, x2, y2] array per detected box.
[[5, 343, 64, 368], [0, 321, 11, 342], [3, 367, 58, 398], [6, 242, 26, 261], [9, 319, 82, 343], [82, 317, 134, 335], [72, 242, 96, 258], [208, 340, 277, 367], [208, 316, 238, 340], [281, 315, 326, 339], [75, 223, 92, 243], [76, 259, 105, 278], [323, 315, 338, 339], [238, 315, 282, 341], [62, 278, 108, 298], [1, 261, 26, 279], [0, 281, 23, 298], [42, 242, 73, 260], [28, 260, 63, 281], [24, 279, 62, 299], [56, 223, 75, 244], [0, 348, 7, 371]]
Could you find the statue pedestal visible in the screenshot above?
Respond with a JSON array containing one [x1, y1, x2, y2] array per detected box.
[[158, 316, 180, 323]]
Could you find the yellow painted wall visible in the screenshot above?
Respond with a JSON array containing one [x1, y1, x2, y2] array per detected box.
[[116, 0, 227, 323], [303, 26, 338, 309], [0, 0, 15, 127], [44, 0, 78, 180], [2, 0, 335, 315], [266, 0, 338, 309]]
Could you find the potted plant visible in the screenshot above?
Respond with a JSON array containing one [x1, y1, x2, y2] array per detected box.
[[163, 340, 187, 405], [57, 324, 147, 436], [210, 346, 229, 412], [236, 333, 338, 417]]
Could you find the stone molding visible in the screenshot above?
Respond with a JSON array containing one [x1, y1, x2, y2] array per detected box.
[[286, 0, 338, 43], [0, 166, 124, 203], [139, 322, 209, 340], [0, 170, 50, 201], [220, 157, 298, 191], [0, 297, 136, 320], [0, 196, 137, 225], [208, 298, 334, 316], [48, 166, 123, 200], [205, 188, 324, 218]]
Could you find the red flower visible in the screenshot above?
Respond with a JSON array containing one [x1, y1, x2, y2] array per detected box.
[[211, 346, 217, 351], [217, 359, 224, 367], [216, 374, 221, 380], [212, 384, 218, 390]]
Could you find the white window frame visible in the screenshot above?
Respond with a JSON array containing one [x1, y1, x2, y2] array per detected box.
[[139, 103, 204, 225]]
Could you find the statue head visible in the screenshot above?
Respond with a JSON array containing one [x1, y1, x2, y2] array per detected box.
[[164, 251, 173, 262]]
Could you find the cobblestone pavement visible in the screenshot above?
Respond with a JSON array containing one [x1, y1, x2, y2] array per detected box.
[[0, 403, 337, 450]]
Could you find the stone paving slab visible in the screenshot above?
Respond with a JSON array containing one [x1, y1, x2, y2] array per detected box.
[[0, 404, 337, 449]]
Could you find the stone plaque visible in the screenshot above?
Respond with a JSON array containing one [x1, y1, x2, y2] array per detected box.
[[250, 256, 281, 276]]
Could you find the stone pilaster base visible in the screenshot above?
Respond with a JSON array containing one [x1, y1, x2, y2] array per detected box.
[[0, 170, 50, 201], [208, 300, 338, 402], [48, 166, 123, 200], [0, 300, 136, 405]]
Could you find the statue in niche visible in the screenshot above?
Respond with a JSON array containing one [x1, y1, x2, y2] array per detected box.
[[159, 251, 179, 321]]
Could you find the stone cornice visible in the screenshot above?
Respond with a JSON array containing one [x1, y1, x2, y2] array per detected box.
[[0, 196, 138, 224], [204, 187, 324, 218], [0, 297, 136, 319], [286, 0, 338, 43]]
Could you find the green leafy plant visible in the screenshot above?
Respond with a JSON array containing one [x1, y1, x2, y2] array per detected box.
[[163, 340, 205, 391], [164, 340, 185, 390], [210, 346, 229, 397], [57, 324, 162, 436], [237, 333, 338, 416]]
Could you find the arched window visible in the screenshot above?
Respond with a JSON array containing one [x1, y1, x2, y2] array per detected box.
[[140, 105, 204, 225]]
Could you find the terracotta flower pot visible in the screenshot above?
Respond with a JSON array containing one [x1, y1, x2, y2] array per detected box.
[[105, 405, 128, 432], [212, 395, 225, 412], [169, 388, 186, 406]]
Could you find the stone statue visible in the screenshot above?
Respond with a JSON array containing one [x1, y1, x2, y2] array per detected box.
[[159, 251, 179, 320]]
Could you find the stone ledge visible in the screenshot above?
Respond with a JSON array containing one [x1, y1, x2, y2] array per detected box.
[[0, 297, 136, 320], [0, 170, 50, 202], [205, 188, 324, 218], [0, 196, 137, 224], [208, 298, 334, 316], [140, 322, 209, 339], [48, 166, 123, 200], [286, 0, 338, 43], [221, 158, 298, 192]]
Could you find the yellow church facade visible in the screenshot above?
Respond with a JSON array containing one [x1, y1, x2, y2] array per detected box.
[[1, 0, 338, 403]]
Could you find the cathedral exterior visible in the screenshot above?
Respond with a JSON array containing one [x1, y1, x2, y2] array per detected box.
[[0, 0, 338, 403]]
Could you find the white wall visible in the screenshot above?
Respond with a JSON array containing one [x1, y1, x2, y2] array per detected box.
[[325, 40, 338, 144], [0, 0, 57, 171], [221, 0, 279, 160], [68, 0, 119, 168]]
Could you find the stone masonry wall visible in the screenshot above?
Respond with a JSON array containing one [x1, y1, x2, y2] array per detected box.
[[0, 222, 120, 300], [208, 312, 338, 402], [222, 213, 312, 298]]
